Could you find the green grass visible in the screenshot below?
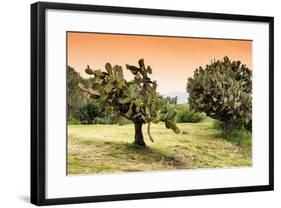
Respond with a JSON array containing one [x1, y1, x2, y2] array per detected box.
[[67, 119, 252, 175], [218, 129, 252, 147], [211, 120, 252, 147]]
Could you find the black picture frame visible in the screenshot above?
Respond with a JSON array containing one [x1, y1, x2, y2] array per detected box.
[[31, 1, 274, 206]]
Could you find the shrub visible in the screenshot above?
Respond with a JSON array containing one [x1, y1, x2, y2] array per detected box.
[[175, 104, 205, 123], [79, 102, 101, 124], [212, 120, 251, 147], [115, 116, 132, 125], [67, 117, 81, 125], [92, 117, 113, 124]]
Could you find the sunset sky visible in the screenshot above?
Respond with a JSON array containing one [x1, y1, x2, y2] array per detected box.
[[67, 32, 252, 94]]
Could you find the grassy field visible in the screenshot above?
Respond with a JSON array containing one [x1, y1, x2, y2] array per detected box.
[[67, 119, 252, 175]]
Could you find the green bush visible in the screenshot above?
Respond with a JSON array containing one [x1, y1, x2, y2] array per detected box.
[[213, 120, 251, 147], [175, 104, 205, 123], [67, 117, 81, 125], [116, 116, 132, 125], [79, 101, 132, 125], [79, 102, 101, 124], [92, 117, 113, 124]]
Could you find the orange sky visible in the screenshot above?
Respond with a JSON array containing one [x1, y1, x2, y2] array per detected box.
[[67, 32, 252, 94]]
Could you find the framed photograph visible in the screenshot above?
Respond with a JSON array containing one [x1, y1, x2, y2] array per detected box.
[[31, 2, 274, 206]]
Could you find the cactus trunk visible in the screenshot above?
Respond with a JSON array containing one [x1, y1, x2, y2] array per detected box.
[[134, 121, 145, 147], [224, 119, 236, 133]]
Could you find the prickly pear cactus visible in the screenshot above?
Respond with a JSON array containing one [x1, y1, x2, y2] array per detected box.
[[79, 59, 180, 146], [187, 56, 252, 131]]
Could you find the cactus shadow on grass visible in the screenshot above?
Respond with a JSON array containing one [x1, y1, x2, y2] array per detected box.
[[68, 139, 186, 174]]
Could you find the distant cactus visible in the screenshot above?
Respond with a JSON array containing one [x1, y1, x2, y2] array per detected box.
[[187, 56, 252, 132], [79, 59, 180, 147]]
